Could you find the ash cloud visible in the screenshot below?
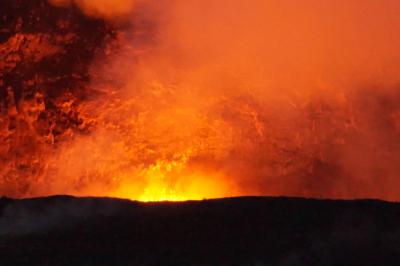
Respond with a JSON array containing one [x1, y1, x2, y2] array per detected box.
[[48, 0, 135, 19], [82, 0, 400, 200], [14, 0, 400, 201]]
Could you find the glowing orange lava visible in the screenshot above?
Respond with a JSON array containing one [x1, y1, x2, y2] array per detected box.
[[108, 157, 239, 202]]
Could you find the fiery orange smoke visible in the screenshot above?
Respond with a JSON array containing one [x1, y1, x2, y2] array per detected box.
[[48, 0, 135, 19], [2, 0, 400, 201]]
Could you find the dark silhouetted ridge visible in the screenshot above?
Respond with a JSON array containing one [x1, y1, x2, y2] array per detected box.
[[1, 196, 400, 265]]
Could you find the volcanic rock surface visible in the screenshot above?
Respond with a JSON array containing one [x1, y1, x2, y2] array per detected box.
[[1, 196, 400, 266]]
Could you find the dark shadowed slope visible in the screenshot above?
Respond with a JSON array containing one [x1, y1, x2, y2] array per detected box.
[[1, 196, 400, 266]]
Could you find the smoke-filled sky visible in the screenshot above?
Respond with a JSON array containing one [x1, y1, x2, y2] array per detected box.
[[39, 0, 400, 201], [48, 0, 135, 19]]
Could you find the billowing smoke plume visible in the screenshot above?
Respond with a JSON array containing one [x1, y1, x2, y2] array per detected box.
[[4, 0, 400, 201], [48, 0, 135, 19]]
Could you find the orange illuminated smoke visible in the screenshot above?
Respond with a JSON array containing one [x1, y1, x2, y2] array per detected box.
[[2, 0, 400, 202]]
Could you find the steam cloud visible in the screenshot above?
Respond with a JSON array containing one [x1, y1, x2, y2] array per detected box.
[[48, 0, 135, 19], [25, 0, 400, 201]]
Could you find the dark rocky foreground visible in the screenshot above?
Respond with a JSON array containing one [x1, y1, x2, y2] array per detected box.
[[1, 196, 400, 265]]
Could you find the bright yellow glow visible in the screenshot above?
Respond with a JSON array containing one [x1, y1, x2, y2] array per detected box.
[[111, 157, 237, 202]]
